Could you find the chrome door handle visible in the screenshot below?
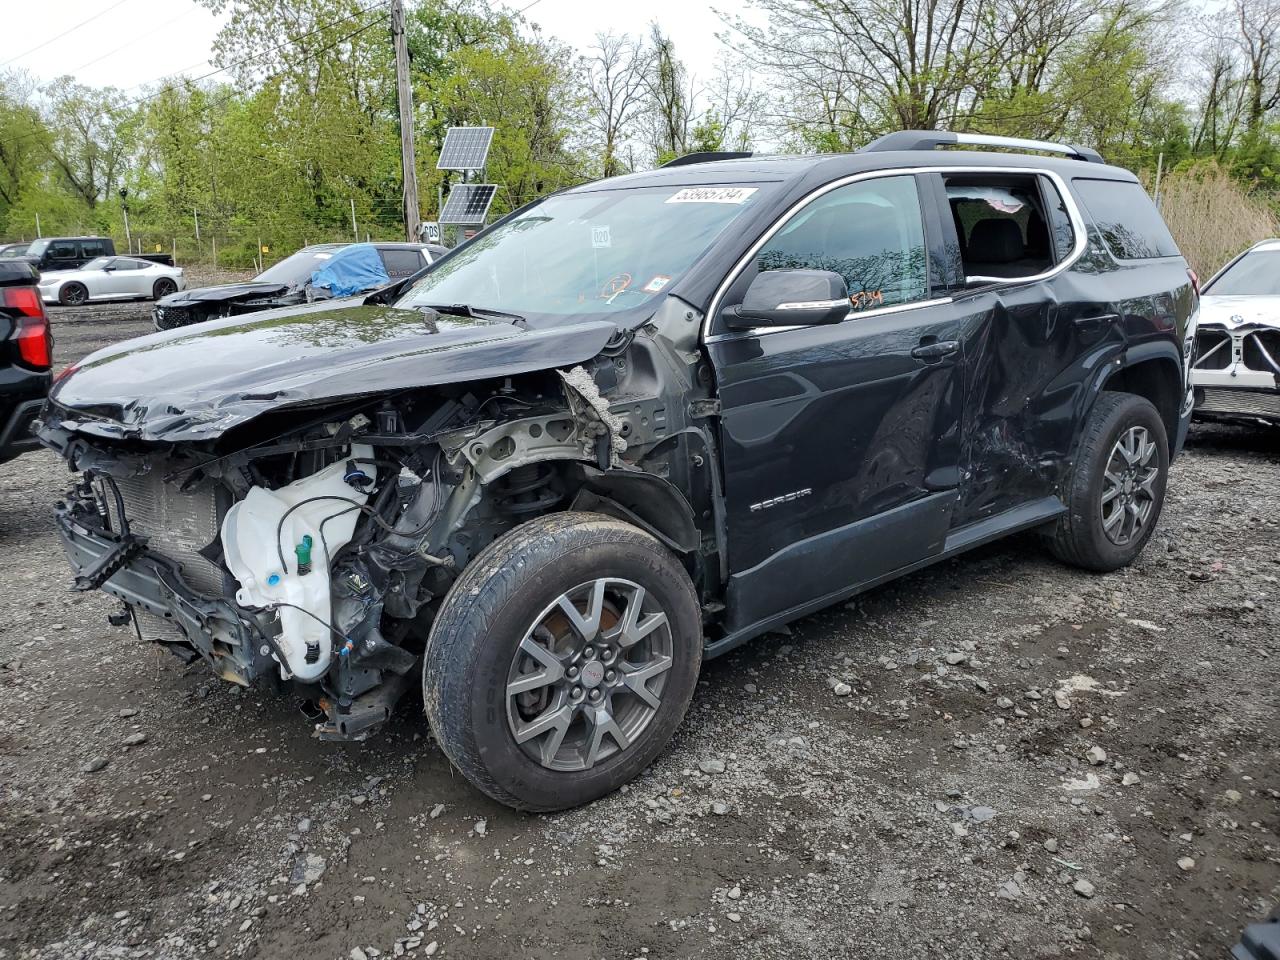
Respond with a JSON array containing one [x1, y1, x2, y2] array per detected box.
[[911, 340, 960, 362]]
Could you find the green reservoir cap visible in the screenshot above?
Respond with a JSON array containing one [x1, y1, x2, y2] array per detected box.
[[295, 534, 314, 568]]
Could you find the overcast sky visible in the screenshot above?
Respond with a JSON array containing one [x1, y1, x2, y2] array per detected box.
[[0, 0, 750, 95]]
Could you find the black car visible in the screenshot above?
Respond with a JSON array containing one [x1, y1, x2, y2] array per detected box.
[[37, 132, 1195, 812], [0, 259, 52, 465], [153, 241, 445, 330], [21, 236, 173, 272]]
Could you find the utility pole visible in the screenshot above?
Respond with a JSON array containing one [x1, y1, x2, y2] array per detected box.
[[350, 198, 358, 241], [391, 0, 419, 241], [120, 188, 131, 250]]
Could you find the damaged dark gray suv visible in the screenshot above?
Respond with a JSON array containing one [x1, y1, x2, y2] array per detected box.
[[38, 132, 1197, 811]]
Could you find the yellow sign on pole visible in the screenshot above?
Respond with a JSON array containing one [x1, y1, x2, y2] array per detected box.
[[261, 245, 269, 254], [154, 244, 161, 252]]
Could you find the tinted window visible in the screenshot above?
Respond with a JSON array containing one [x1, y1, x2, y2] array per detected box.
[[756, 175, 927, 311], [381, 249, 425, 277], [1072, 179, 1179, 260], [47, 242, 77, 260], [110, 258, 144, 271], [1041, 177, 1076, 262], [1205, 248, 1280, 296], [80, 240, 107, 258]]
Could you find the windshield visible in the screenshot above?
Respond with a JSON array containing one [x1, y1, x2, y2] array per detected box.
[[256, 246, 343, 286], [83, 257, 111, 271], [1207, 248, 1280, 296], [396, 184, 768, 325]]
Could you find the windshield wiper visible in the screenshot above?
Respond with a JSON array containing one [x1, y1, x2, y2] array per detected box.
[[415, 302, 527, 327]]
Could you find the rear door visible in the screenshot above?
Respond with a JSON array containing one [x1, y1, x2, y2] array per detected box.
[[78, 239, 108, 267], [705, 173, 969, 632], [926, 170, 1126, 529]]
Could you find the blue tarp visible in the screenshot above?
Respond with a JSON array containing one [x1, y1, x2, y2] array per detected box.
[[309, 243, 390, 298]]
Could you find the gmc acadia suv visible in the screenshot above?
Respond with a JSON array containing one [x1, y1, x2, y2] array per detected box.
[[37, 131, 1196, 811]]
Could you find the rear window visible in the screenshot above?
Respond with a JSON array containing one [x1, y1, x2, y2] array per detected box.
[[380, 249, 425, 278], [1072, 179, 1179, 260]]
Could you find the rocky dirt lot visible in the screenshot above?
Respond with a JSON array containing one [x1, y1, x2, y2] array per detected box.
[[0, 297, 1277, 960]]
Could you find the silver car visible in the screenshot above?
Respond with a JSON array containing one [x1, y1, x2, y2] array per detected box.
[[1191, 238, 1280, 425], [38, 256, 186, 306]]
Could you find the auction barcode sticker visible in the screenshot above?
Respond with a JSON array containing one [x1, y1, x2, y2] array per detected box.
[[665, 187, 758, 204]]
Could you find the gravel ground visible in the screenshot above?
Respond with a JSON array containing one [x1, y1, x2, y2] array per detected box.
[[1, 297, 1277, 960]]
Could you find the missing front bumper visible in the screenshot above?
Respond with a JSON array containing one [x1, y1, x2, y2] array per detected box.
[[53, 500, 275, 685]]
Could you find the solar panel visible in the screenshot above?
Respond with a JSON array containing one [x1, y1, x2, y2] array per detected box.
[[437, 126, 495, 171], [439, 184, 498, 224]]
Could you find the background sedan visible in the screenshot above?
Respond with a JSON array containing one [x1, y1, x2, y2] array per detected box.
[[38, 256, 185, 306]]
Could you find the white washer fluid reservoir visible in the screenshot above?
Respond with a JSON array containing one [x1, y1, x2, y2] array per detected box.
[[220, 444, 375, 681]]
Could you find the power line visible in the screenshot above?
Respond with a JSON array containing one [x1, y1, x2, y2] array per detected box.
[[123, 0, 389, 96], [1, 0, 133, 67], [68, 7, 199, 76]]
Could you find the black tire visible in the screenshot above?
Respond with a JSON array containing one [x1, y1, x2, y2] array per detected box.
[[1045, 391, 1169, 572], [423, 511, 702, 811], [152, 277, 177, 300], [58, 282, 87, 306]]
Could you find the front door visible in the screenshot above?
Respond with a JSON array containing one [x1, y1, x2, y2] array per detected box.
[[705, 173, 969, 632]]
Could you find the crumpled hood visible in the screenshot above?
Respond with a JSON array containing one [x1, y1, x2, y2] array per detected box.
[[159, 281, 291, 306], [1199, 295, 1280, 328], [48, 303, 619, 442]]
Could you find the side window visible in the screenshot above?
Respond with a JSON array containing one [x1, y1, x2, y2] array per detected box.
[[47, 241, 77, 261], [1071, 178, 1179, 260], [111, 258, 142, 271], [945, 175, 1055, 280], [1041, 177, 1076, 262], [756, 175, 928, 311], [80, 240, 107, 258], [381, 249, 425, 278]]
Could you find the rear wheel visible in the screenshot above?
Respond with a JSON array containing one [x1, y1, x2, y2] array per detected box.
[[423, 512, 702, 811], [58, 282, 87, 306], [1045, 391, 1169, 571], [152, 277, 177, 300]]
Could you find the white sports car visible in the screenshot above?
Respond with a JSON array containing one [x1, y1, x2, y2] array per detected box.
[[1191, 238, 1280, 425], [38, 256, 186, 306]]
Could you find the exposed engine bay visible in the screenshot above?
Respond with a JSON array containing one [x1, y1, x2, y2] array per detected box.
[[39, 303, 721, 740]]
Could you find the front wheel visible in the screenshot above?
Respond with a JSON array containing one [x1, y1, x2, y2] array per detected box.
[[423, 512, 702, 811], [58, 282, 87, 306], [1045, 391, 1169, 571]]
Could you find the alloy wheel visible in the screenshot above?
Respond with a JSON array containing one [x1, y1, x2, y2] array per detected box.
[[505, 577, 673, 771], [1100, 425, 1159, 546]]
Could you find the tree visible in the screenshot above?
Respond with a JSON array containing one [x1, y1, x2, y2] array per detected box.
[[581, 32, 649, 177], [644, 26, 695, 165], [1234, 0, 1280, 131]]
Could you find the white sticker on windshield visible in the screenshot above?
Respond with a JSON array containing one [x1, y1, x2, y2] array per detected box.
[[591, 225, 612, 248], [665, 187, 758, 205]]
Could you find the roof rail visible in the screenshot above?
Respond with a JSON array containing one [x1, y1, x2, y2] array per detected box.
[[661, 151, 753, 168], [861, 130, 1104, 164]]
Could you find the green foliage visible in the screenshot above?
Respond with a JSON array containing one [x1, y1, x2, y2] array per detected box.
[[1, 0, 1278, 257]]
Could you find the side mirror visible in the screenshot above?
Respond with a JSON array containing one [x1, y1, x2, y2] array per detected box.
[[724, 269, 850, 330]]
